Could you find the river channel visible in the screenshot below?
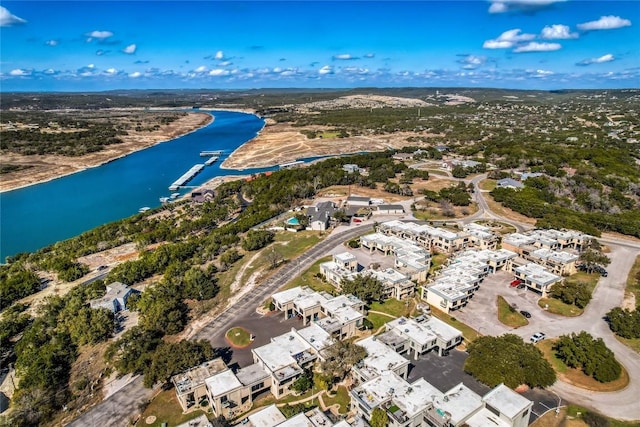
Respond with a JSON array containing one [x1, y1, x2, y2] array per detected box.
[[0, 110, 275, 260]]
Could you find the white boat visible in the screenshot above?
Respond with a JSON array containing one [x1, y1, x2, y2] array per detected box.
[[170, 192, 180, 199], [138, 207, 151, 213], [159, 197, 170, 203]]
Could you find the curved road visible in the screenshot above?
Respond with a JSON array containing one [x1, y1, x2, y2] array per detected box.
[[68, 223, 372, 427], [70, 174, 640, 424]]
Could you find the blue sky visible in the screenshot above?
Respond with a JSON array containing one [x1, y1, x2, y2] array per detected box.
[[1, 1, 638, 91]]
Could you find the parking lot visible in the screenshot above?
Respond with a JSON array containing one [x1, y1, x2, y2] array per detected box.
[[406, 348, 561, 422]]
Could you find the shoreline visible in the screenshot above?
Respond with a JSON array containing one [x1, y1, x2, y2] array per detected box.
[[0, 112, 215, 193]]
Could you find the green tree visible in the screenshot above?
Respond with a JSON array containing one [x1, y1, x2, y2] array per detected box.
[[340, 274, 385, 304], [554, 331, 621, 383], [318, 340, 367, 385], [606, 307, 640, 339], [291, 369, 313, 394], [241, 230, 275, 251], [370, 408, 389, 427], [464, 334, 556, 388]]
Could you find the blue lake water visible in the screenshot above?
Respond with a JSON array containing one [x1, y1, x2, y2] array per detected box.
[[0, 110, 279, 261]]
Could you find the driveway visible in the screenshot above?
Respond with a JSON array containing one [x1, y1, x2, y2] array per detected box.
[[451, 244, 640, 421]]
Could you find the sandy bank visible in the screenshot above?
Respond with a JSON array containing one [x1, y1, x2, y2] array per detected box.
[[0, 112, 213, 192]]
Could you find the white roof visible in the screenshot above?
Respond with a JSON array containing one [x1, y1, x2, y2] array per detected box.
[[277, 413, 314, 427], [387, 317, 437, 346], [248, 405, 287, 427], [464, 408, 511, 427], [272, 286, 316, 306], [515, 263, 561, 286], [253, 331, 312, 372], [483, 384, 532, 419], [334, 252, 357, 263], [205, 369, 242, 398], [436, 384, 483, 425], [295, 323, 333, 352], [357, 336, 409, 378], [422, 316, 463, 343]]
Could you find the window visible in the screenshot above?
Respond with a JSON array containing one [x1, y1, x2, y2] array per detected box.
[[241, 396, 249, 404], [220, 395, 228, 403], [251, 382, 264, 392]]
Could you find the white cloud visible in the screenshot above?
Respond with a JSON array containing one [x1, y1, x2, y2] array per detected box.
[[214, 50, 224, 60], [105, 68, 118, 75], [483, 29, 535, 49], [45, 40, 59, 47], [364, 53, 375, 58], [318, 65, 333, 75], [541, 24, 578, 39], [458, 55, 487, 69], [122, 44, 137, 54], [209, 69, 230, 76], [219, 61, 233, 67], [9, 68, 29, 76], [129, 71, 142, 78], [514, 42, 562, 52], [577, 53, 615, 66], [0, 6, 26, 26], [488, 0, 565, 14], [194, 65, 208, 73], [483, 40, 513, 49], [86, 30, 113, 40], [43, 68, 56, 75], [577, 16, 632, 31], [333, 53, 358, 60]]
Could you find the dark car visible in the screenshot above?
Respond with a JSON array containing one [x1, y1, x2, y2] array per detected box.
[[519, 310, 531, 318]]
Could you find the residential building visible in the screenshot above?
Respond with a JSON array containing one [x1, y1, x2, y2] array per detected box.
[[378, 220, 469, 254], [350, 371, 532, 427], [346, 196, 372, 207], [307, 201, 337, 231], [360, 232, 430, 282], [462, 223, 499, 250], [496, 178, 524, 190], [353, 336, 410, 383], [375, 204, 405, 215], [385, 316, 462, 358], [513, 263, 562, 297], [172, 358, 227, 411], [89, 282, 139, 313]]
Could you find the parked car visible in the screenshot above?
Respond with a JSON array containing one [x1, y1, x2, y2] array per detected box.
[[516, 283, 526, 290], [530, 332, 546, 343], [510, 279, 522, 287], [519, 310, 531, 318], [97, 265, 108, 271]]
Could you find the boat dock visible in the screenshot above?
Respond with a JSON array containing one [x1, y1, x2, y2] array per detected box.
[[204, 156, 219, 166], [169, 164, 204, 191], [200, 150, 223, 157], [279, 160, 304, 169]]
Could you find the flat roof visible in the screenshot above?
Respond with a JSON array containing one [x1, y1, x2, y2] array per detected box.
[[436, 383, 483, 425], [357, 336, 409, 379], [295, 323, 333, 352], [464, 408, 511, 427], [172, 358, 227, 395], [272, 286, 315, 306], [253, 331, 312, 372], [387, 317, 437, 346], [515, 263, 561, 286], [334, 252, 357, 263], [236, 363, 270, 386], [205, 369, 242, 398], [277, 412, 314, 427], [483, 384, 532, 419], [248, 404, 287, 427]]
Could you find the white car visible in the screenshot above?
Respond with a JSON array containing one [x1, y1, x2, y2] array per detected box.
[[530, 332, 546, 343]]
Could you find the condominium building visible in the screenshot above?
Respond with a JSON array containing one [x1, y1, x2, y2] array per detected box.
[[352, 336, 411, 383], [384, 316, 463, 358], [350, 371, 533, 427], [513, 263, 562, 297]]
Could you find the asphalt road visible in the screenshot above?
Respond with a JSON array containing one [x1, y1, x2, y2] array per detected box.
[[67, 223, 372, 427]]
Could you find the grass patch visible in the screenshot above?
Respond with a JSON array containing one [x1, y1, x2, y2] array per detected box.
[[274, 231, 323, 259], [616, 336, 640, 354], [478, 179, 496, 191], [140, 390, 208, 427], [565, 271, 600, 293], [497, 296, 529, 328], [225, 326, 253, 347], [538, 340, 630, 392], [319, 131, 340, 139], [539, 297, 583, 317], [369, 299, 413, 318], [566, 405, 640, 427], [250, 387, 316, 410], [367, 312, 396, 330], [412, 202, 479, 220], [626, 255, 640, 309], [280, 255, 336, 294], [429, 253, 448, 276], [424, 169, 449, 176], [322, 386, 351, 414], [429, 308, 479, 343]]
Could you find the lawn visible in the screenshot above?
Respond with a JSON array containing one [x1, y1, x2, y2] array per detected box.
[[322, 386, 351, 414], [538, 297, 583, 317], [369, 299, 413, 318], [140, 390, 208, 427], [478, 179, 496, 191], [497, 296, 529, 328], [225, 326, 253, 347], [626, 255, 640, 308], [367, 312, 396, 330], [429, 308, 479, 343], [279, 255, 336, 294], [538, 340, 629, 392], [616, 336, 640, 354], [429, 253, 448, 275], [319, 131, 340, 139]]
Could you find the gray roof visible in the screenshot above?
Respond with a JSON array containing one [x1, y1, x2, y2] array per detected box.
[[497, 178, 524, 188], [377, 204, 404, 211], [308, 201, 336, 223]]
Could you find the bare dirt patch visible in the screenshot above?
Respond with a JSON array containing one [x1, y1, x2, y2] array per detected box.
[[316, 185, 411, 203], [1, 112, 212, 192]]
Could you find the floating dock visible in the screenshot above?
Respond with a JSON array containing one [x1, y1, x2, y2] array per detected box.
[[200, 150, 223, 157], [204, 156, 219, 166], [279, 160, 304, 169], [169, 164, 204, 191]]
